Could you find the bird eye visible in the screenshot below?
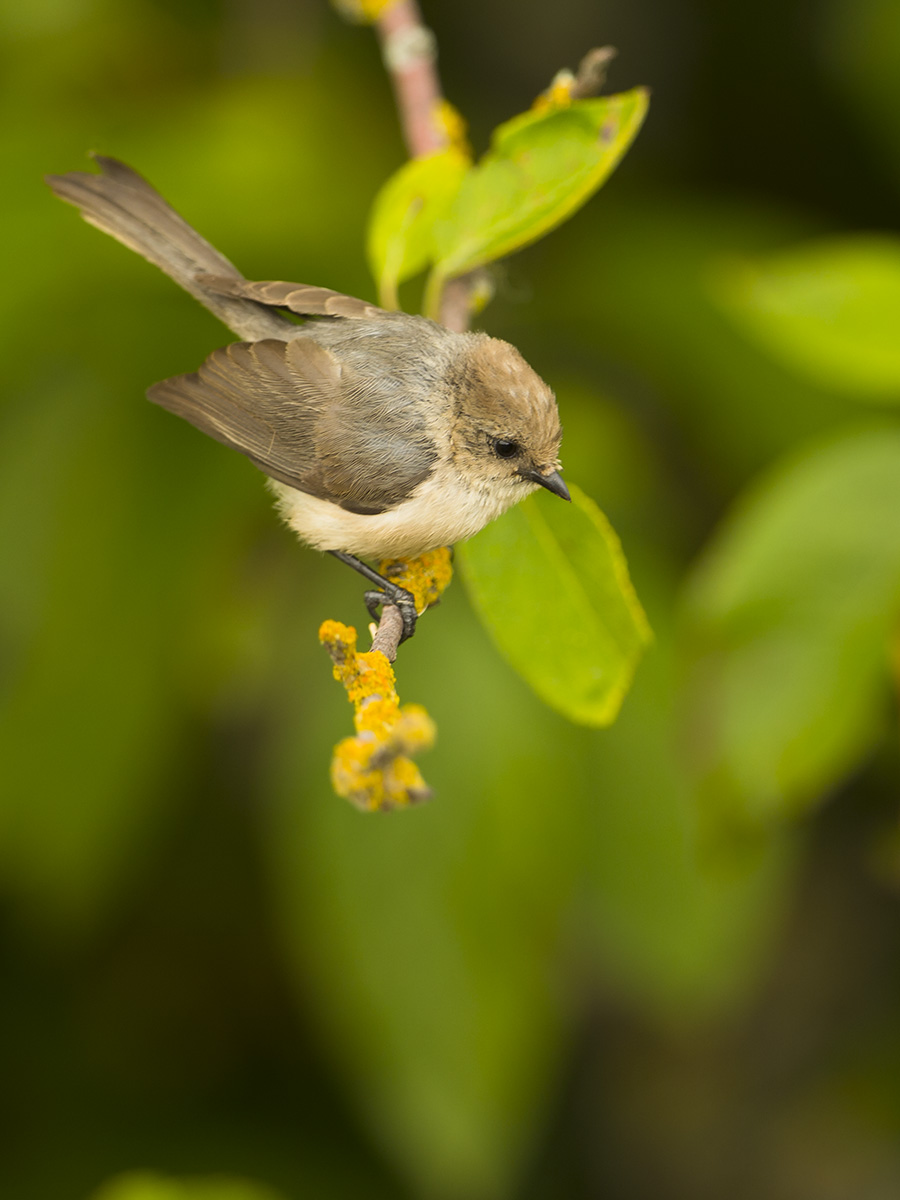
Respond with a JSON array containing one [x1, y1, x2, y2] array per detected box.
[[493, 438, 520, 459]]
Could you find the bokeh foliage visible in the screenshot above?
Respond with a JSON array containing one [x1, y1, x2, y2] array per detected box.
[[2, 1, 900, 1199]]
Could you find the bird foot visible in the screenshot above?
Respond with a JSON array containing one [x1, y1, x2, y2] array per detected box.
[[364, 587, 418, 643]]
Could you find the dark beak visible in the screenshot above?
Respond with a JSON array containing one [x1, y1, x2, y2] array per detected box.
[[520, 467, 571, 502]]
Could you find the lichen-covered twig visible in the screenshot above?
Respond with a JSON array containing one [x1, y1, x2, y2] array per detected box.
[[319, 548, 452, 810], [319, 620, 436, 811]]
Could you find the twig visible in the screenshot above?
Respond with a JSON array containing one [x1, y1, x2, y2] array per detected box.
[[374, 0, 478, 336], [319, 620, 435, 811], [371, 603, 404, 661], [319, 551, 452, 808], [375, 0, 445, 158], [570, 46, 617, 99], [437, 273, 476, 334]]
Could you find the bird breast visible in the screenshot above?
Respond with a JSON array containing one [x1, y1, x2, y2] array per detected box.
[[270, 458, 533, 560]]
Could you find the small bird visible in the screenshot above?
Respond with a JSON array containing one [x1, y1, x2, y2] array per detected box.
[[47, 156, 569, 639]]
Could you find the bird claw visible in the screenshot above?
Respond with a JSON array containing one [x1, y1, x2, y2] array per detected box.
[[364, 587, 418, 643]]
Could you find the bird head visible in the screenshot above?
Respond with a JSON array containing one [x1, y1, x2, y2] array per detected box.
[[447, 334, 568, 504]]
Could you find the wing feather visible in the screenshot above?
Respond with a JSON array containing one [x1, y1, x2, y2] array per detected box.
[[147, 337, 436, 513], [196, 274, 388, 320]]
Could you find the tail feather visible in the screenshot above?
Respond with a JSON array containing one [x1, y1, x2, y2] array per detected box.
[[46, 155, 292, 341]]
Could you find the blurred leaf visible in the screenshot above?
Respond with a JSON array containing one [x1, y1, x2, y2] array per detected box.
[[0, 381, 172, 932], [530, 194, 851, 495], [265, 595, 592, 1200], [0, 367, 261, 936], [712, 237, 900, 399], [425, 89, 648, 313], [582, 571, 794, 1020], [366, 147, 470, 308], [457, 483, 651, 727], [91, 1171, 287, 1200], [682, 426, 900, 826]]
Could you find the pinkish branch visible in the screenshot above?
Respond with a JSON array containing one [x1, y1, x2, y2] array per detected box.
[[375, 0, 446, 158]]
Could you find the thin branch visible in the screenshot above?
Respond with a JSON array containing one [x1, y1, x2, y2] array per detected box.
[[375, 0, 446, 158], [570, 46, 617, 99], [371, 603, 404, 661], [374, 0, 478, 336], [319, 619, 435, 811], [436, 273, 476, 333]]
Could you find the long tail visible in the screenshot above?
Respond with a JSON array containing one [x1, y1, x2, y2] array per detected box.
[[46, 155, 292, 342]]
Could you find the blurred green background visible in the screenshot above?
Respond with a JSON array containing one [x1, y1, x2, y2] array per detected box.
[[3, 1, 900, 1197]]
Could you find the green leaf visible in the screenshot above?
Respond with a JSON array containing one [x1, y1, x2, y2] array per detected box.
[[457, 483, 651, 726], [711, 237, 900, 399], [425, 88, 648, 314], [90, 1172, 287, 1200], [366, 147, 470, 308], [682, 427, 900, 826]]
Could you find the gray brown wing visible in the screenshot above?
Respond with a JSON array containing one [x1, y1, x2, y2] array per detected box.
[[147, 338, 437, 514], [196, 274, 388, 320]]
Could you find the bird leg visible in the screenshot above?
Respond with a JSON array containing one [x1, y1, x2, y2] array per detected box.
[[328, 550, 418, 643]]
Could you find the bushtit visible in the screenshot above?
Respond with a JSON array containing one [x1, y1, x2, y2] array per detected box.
[[47, 156, 569, 639]]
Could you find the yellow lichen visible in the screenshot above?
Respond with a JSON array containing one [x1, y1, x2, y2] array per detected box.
[[330, 0, 397, 24], [319, 615, 438, 813], [318, 551, 451, 810], [433, 100, 471, 157], [377, 545, 453, 614], [532, 69, 576, 113]]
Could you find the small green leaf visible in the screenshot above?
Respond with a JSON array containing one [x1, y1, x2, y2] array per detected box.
[[711, 237, 900, 399], [682, 427, 900, 825], [90, 1172, 287, 1200], [366, 147, 470, 308], [425, 89, 648, 314], [457, 483, 651, 726]]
